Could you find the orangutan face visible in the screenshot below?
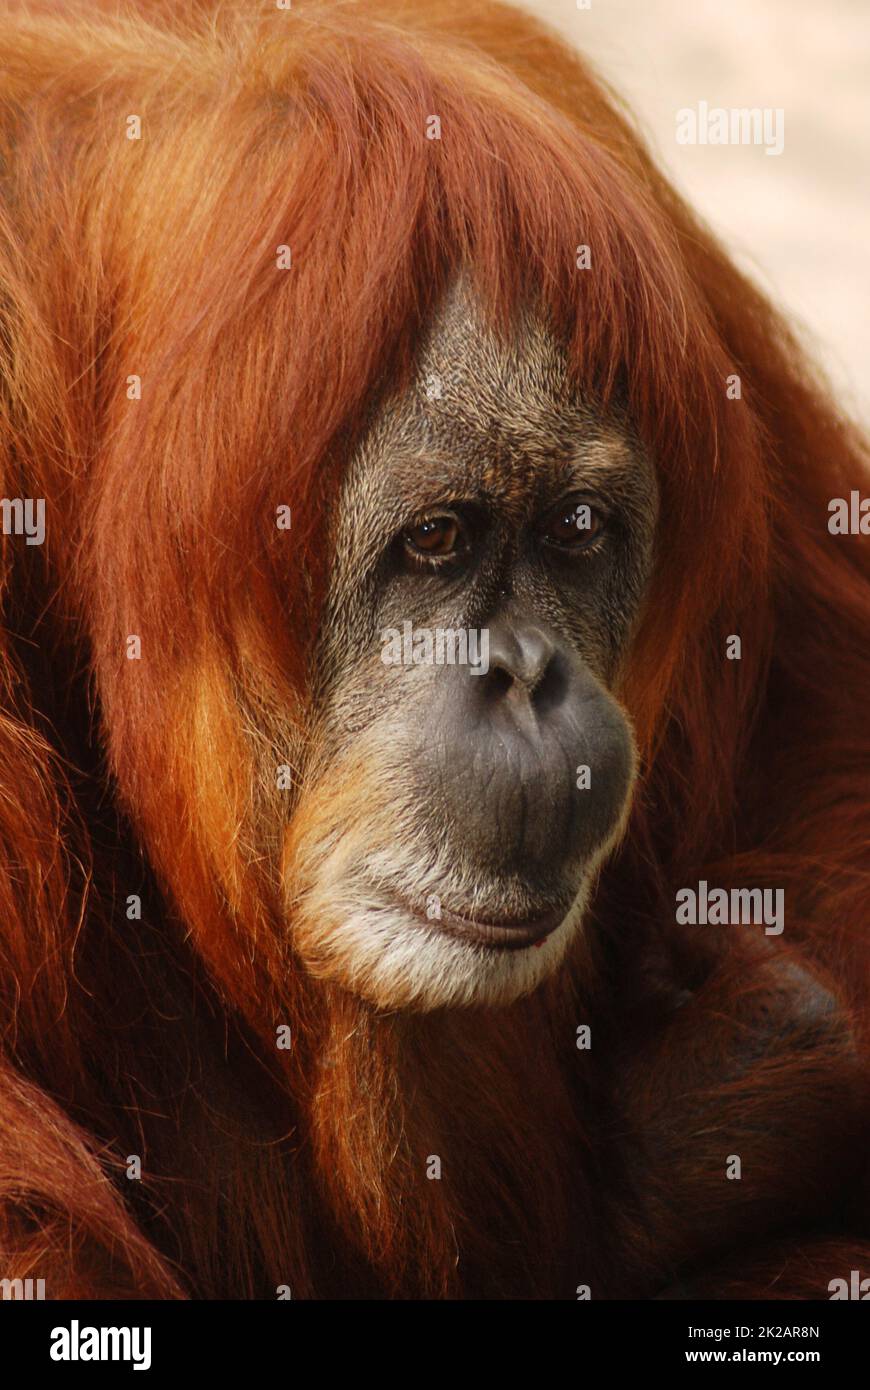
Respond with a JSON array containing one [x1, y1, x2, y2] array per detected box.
[[285, 285, 658, 1010]]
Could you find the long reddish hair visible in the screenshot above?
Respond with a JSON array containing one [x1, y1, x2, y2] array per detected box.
[[1, 0, 868, 1297]]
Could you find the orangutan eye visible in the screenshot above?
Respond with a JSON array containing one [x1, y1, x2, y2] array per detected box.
[[539, 498, 607, 550], [402, 513, 461, 560]]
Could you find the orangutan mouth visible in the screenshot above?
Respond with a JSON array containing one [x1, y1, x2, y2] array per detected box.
[[408, 899, 568, 950]]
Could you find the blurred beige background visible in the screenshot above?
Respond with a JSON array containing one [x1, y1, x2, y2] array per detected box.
[[524, 0, 870, 425]]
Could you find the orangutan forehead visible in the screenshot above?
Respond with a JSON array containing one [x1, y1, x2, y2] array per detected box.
[[345, 282, 644, 523]]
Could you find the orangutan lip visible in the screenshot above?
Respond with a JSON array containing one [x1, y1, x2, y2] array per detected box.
[[406, 900, 568, 950]]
